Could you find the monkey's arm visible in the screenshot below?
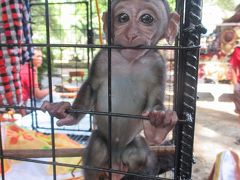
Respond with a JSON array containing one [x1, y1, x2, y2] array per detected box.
[[70, 78, 97, 119], [142, 66, 166, 113], [142, 86, 165, 114], [41, 53, 104, 126], [41, 78, 98, 126], [142, 110, 178, 145]]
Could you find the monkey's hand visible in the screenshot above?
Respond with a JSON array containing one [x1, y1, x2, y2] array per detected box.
[[41, 101, 78, 126], [142, 110, 178, 145]]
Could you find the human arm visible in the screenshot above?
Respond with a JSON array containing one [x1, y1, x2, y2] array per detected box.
[[231, 64, 239, 85], [32, 70, 49, 100], [34, 87, 49, 100]]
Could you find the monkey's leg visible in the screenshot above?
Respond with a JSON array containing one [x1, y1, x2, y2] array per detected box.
[[121, 136, 157, 180], [83, 130, 108, 180]]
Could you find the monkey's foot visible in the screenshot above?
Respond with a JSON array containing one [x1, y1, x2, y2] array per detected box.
[[104, 163, 128, 180]]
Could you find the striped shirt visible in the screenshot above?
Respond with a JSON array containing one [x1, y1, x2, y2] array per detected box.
[[0, 0, 33, 106]]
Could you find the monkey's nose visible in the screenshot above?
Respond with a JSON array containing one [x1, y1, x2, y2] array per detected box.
[[126, 33, 138, 43], [131, 36, 138, 43]]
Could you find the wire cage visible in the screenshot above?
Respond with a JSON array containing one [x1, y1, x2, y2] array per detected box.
[[0, 0, 206, 179]]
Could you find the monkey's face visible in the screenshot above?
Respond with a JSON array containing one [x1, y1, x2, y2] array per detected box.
[[112, 0, 168, 61]]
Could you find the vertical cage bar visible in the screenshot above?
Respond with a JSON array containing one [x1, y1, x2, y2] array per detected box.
[[89, 0, 94, 130], [86, 1, 94, 131], [89, 0, 94, 70], [107, 0, 112, 179], [174, 0, 186, 179], [26, 62, 37, 130], [44, 0, 57, 179], [174, 0, 203, 179]]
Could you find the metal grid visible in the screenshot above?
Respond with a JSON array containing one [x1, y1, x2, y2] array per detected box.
[[0, 0, 206, 179]]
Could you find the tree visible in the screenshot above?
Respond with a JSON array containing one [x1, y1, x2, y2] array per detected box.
[[168, 0, 176, 11], [205, 0, 237, 11]]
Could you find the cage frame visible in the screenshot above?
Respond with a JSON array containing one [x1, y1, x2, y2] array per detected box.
[[0, 0, 206, 179]]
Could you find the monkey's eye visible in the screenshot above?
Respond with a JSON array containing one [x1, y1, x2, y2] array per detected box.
[[117, 13, 129, 23], [140, 14, 154, 24]]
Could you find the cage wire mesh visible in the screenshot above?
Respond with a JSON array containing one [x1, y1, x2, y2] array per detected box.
[[0, 0, 206, 179], [29, 1, 94, 138]]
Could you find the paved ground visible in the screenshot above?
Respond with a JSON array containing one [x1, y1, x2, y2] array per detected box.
[[191, 99, 240, 179]]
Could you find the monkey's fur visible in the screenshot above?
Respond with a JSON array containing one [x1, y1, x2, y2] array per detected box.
[[42, 0, 179, 179]]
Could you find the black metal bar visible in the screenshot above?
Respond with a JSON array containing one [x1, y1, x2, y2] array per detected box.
[[43, 0, 57, 179], [1, 155, 170, 180], [25, 62, 37, 130], [87, 1, 94, 131], [174, 0, 204, 179], [107, 0, 113, 178], [29, 54, 41, 131], [31, 1, 88, 6], [31, 126, 91, 133], [174, 0, 188, 177], [1, 105, 187, 123], [0, 42, 200, 50]]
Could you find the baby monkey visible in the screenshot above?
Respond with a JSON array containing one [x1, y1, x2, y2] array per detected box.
[[42, 0, 179, 179]]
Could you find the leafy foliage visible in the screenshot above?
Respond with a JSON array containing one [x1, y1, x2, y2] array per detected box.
[[204, 0, 237, 11], [168, 0, 176, 11], [215, 0, 236, 11]]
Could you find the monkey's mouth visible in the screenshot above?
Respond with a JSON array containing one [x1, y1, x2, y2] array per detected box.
[[132, 45, 145, 49], [123, 44, 145, 49], [120, 45, 148, 61]]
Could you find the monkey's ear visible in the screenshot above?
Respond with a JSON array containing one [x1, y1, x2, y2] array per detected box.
[[165, 12, 180, 44], [102, 12, 108, 38]]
